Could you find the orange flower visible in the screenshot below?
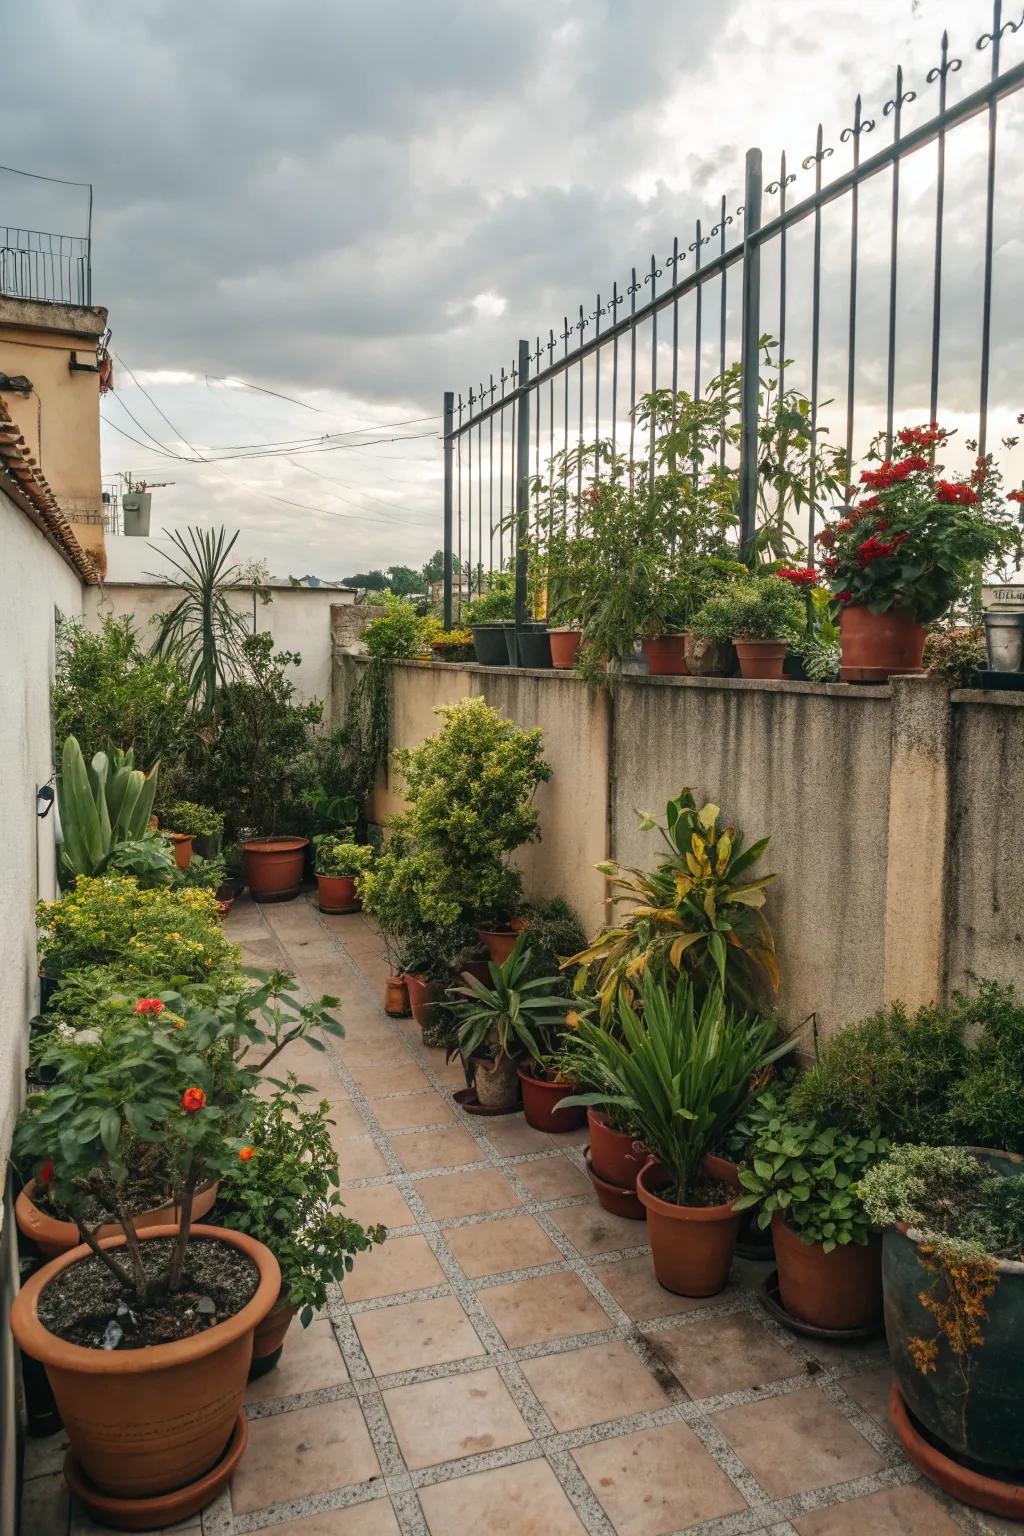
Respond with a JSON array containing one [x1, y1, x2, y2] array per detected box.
[[565, 1010, 581, 1031], [238, 1146, 254, 1162], [181, 1086, 206, 1114]]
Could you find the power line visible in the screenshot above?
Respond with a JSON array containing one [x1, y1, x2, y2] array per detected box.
[[112, 351, 207, 461], [203, 371, 440, 431], [101, 413, 437, 463]]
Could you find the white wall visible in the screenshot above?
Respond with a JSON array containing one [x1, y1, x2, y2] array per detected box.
[[83, 575, 353, 707], [0, 492, 84, 1532]]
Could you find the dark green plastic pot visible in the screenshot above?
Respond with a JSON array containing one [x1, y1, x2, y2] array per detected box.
[[504, 623, 551, 668], [471, 624, 512, 666], [883, 1147, 1024, 1474]]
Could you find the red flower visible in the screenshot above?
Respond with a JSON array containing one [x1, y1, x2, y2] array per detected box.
[[898, 424, 946, 450], [1009, 490, 1024, 505], [823, 557, 839, 573], [181, 1086, 206, 1114], [935, 480, 978, 506], [860, 496, 879, 512], [815, 526, 836, 549], [39, 1160, 54, 1187], [134, 998, 164, 1016], [891, 455, 929, 480], [238, 1146, 254, 1162], [778, 566, 818, 587], [837, 590, 854, 604], [837, 517, 852, 532]]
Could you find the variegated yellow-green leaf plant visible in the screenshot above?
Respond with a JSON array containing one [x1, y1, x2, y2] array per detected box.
[[566, 788, 778, 1017]]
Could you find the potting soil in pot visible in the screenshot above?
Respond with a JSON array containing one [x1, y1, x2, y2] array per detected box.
[[38, 1237, 259, 1350], [33, 1173, 171, 1229]]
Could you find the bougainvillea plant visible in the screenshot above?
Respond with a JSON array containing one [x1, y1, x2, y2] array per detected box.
[[815, 425, 1022, 620]]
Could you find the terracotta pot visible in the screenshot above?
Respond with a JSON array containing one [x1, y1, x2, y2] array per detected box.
[[642, 633, 689, 676], [549, 628, 582, 669], [383, 974, 411, 1017], [249, 1295, 297, 1380], [684, 635, 734, 676], [16, 1178, 219, 1262], [472, 1053, 520, 1109], [839, 604, 927, 683], [518, 1067, 586, 1133], [10, 1223, 280, 1504], [166, 833, 193, 871], [477, 929, 517, 965], [584, 1152, 645, 1220], [734, 639, 788, 680], [636, 1158, 739, 1297], [772, 1215, 882, 1330], [588, 1110, 648, 1190], [242, 837, 309, 903], [459, 960, 492, 986], [315, 873, 361, 914], [404, 972, 444, 1030]]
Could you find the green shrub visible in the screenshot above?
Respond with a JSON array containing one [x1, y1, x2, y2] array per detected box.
[[945, 982, 1024, 1155], [464, 574, 515, 625], [363, 603, 422, 659], [735, 1113, 889, 1250], [161, 800, 224, 839], [859, 1144, 1024, 1261], [314, 836, 373, 879], [690, 576, 805, 643], [519, 898, 588, 994]]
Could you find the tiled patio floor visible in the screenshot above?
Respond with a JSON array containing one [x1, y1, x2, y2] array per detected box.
[[21, 897, 1022, 1536]]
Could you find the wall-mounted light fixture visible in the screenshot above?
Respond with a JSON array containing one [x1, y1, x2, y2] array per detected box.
[[36, 785, 55, 819]]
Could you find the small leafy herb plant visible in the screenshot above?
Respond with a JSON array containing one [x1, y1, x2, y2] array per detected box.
[[735, 1114, 889, 1250]]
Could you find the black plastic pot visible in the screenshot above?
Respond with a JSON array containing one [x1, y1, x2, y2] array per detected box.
[[472, 624, 512, 666], [193, 832, 223, 861], [514, 625, 552, 668]]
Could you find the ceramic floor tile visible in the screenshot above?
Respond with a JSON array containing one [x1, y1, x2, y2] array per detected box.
[[339, 1182, 414, 1230], [548, 1202, 647, 1255], [354, 1294, 484, 1374], [514, 1155, 593, 1202], [644, 1310, 798, 1398], [481, 1116, 557, 1156], [444, 1212, 560, 1278], [416, 1167, 520, 1220], [382, 1366, 531, 1469], [573, 1420, 746, 1536], [353, 1060, 433, 1096], [390, 1126, 485, 1173], [20, 1473, 68, 1536], [251, 1501, 401, 1536], [793, 1484, 963, 1535], [231, 1399, 379, 1515], [712, 1385, 883, 1499], [246, 1316, 349, 1402], [520, 1339, 671, 1430], [325, 1099, 371, 1140], [594, 1254, 712, 1320], [841, 1362, 896, 1434], [343, 1233, 447, 1301], [337, 1137, 390, 1182], [480, 1270, 611, 1348], [417, 1460, 587, 1536], [372, 1092, 455, 1129]]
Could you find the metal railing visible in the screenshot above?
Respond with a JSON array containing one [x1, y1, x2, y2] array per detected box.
[[0, 226, 91, 306], [442, 1, 1024, 627]]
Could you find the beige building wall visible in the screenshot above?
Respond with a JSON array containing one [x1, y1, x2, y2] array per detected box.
[[0, 296, 109, 572]]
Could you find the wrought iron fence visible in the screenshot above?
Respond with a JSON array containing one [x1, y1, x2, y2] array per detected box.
[[0, 226, 91, 306], [441, 1, 1024, 628]]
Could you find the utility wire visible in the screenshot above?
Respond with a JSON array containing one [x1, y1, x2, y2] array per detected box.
[[112, 351, 207, 461]]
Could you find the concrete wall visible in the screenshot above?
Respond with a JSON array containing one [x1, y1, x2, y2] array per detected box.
[[0, 489, 84, 1533], [336, 657, 1024, 1040]]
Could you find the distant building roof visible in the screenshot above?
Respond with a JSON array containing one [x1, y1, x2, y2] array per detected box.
[[0, 395, 98, 581]]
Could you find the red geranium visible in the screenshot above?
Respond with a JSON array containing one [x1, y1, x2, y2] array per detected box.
[[777, 566, 818, 587], [898, 423, 945, 450], [823, 557, 839, 573], [39, 1160, 54, 1187], [935, 480, 979, 506], [134, 998, 164, 1017], [815, 526, 835, 548], [836, 590, 854, 604], [181, 1086, 206, 1114], [1009, 490, 1024, 505]]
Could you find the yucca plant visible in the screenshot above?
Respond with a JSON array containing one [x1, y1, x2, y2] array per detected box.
[[449, 932, 570, 1069], [568, 789, 778, 1016], [56, 736, 162, 884], [558, 972, 793, 1204], [149, 525, 254, 715]]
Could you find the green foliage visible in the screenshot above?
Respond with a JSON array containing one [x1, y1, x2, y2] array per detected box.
[[37, 875, 240, 983], [734, 1113, 889, 1250], [173, 852, 227, 892], [518, 898, 589, 994], [571, 789, 778, 1017], [56, 737, 162, 886], [689, 575, 805, 643], [558, 973, 793, 1205], [314, 836, 373, 878], [149, 526, 255, 715], [945, 982, 1024, 1154], [217, 1083, 386, 1323], [363, 602, 423, 659], [858, 1144, 1024, 1262], [105, 834, 179, 887], [161, 801, 224, 838], [924, 626, 986, 686], [463, 573, 515, 625], [449, 932, 569, 1068], [788, 1000, 969, 1144], [52, 616, 191, 783]]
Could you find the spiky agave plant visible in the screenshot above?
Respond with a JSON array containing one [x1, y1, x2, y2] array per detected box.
[[149, 526, 254, 715]]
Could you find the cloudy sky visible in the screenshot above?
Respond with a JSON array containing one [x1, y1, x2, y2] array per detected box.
[[4, 0, 1022, 579]]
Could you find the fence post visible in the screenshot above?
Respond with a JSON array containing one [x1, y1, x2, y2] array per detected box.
[[442, 391, 454, 630], [738, 147, 763, 554], [514, 339, 530, 630]]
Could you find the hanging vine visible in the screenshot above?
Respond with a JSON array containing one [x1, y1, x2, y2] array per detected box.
[[338, 656, 391, 809]]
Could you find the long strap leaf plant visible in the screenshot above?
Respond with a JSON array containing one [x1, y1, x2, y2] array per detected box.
[[149, 525, 254, 716]]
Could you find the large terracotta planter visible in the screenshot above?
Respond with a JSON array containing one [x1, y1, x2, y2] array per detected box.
[[549, 628, 582, 669], [588, 1110, 647, 1189], [636, 1158, 739, 1297], [472, 1053, 520, 1110], [166, 833, 193, 871], [734, 639, 788, 680], [772, 1215, 882, 1330], [242, 837, 309, 903], [642, 634, 689, 676], [477, 929, 517, 965], [518, 1067, 585, 1133], [16, 1178, 219, 1262], [249, 1295, 297, 1380], [404, 972, 444, 1030], [383, 974, 411, 1017], [839, 604, 926, 683], [10, 1223, 280, 1508], [315, 873, 361, 914]]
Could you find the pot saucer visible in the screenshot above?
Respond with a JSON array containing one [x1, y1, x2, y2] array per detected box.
[[759, 1269, 883, 1341], [64, 1410, 248, 1531], [584, 1151, 645, 1220], [891, 1384, 1024, 1517], [453, 1087, 520, 1116]]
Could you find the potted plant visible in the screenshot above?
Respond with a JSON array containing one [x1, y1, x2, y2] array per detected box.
[[559, 973, 793, 1295], [430, 627, 476, 663], [859, 1144, 1024, 1512], [464, 576, 516, 666], [689, 576, 805, 680], [161, 800, 225, 861], [313, 835, 373, 914], [816, 424, 1021, 682], [55, 737, 164, 887], [448, 933, 570, 1111], [363, 599, 425, 662], [217, 1083, 386, 1377], [553, 1030, 648, 1216], [734, 1112, 889, 1330]]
